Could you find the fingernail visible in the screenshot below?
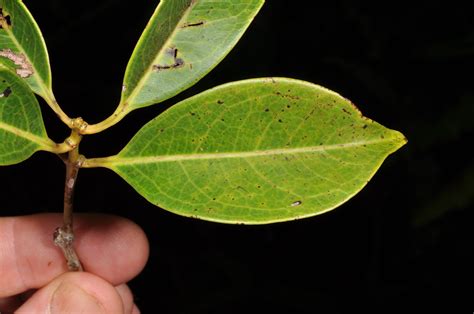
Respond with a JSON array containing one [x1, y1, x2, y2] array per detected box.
[[50, 281, 105, 314]]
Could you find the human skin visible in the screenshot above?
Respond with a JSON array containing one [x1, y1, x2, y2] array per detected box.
[[0, 214, 149, 313]]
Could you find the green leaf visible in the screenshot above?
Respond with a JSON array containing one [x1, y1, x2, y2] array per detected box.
[[0, 67, 58, 165], [0, 0, 52, 99], [120, 0, 264, 112], [89, 78, 406, 224]]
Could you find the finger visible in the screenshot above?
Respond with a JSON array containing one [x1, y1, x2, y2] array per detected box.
[[15, 272, 124, 314], [116, 284, 136, 314], [0, 213, 149, 297], [0, 284, 138, 314]]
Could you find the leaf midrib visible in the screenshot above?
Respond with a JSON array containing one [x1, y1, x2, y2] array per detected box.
[[98, 137, 403, 166], [0, 120, 52, 148]]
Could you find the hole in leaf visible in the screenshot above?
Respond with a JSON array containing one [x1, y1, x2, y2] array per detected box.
[[0, 8, 12, 28]]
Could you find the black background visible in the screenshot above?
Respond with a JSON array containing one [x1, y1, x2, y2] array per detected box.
[[1, 0, 473, 312]]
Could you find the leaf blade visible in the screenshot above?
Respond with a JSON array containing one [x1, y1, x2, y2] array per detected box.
[[121, 0, 264, 112], [96, 78, 406, 224], [0, 0, 52, 98], [0, 67, 56, 165]]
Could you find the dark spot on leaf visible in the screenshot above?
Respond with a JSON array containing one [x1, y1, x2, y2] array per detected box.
[[181, 21, 205, 28], [278, 119, 283, 123], [342, 108, 351, 115], [166, 47, 178, 58], [190, 112, 196, 116], [363, 124, 367, 129], [160, 128, 165, 132], [153, 47, 185, 71], [217, 100, 224, 104], [0, 86, 12, 98], [175, 58, 184, 67], [275, 91, 300, 100], [264, 108, 270, 112], [286, 104, 291, 108]]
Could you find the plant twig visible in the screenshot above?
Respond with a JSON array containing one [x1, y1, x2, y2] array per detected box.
[[53, 128, 84, 271]]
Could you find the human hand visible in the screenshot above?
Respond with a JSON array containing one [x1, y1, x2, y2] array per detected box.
[[0, 214, 149, 313]]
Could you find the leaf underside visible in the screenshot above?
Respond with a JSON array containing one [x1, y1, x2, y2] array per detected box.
[[121, 0, 264, 112], [100, 78, 406, 224], [0, 67, 52, 165], [0, 0, 51, 98]]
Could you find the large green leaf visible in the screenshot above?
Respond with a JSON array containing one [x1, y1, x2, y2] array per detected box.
[[0, 67, 58, 165], [0, 0, 52, 99], [120, 0, 264, 112], [86, 78, 406, 224]]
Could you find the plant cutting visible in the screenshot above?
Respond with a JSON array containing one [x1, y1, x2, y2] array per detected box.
[[0, 0, 406, 272]]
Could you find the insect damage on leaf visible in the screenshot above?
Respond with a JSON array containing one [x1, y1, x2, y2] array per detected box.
[[0, 8, 12, 29], [152, 47, 185, 71], [0, 86, 11, 97], [181, 21, 205, 28], [0, 49, 34, 78], [291, 200, 302, 207]]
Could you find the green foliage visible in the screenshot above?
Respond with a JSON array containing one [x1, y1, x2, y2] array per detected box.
[[0, 0, 406, 224], [0, 0, 51, 99], [86, 78, 406, 223], [0, 67, 58, 165], [122, 0, 263, 110]]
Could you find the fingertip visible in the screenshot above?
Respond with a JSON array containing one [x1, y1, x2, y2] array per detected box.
[[115, 284, 135, 314], [75, 214, 150, 284], [16, 272, 123, 314]]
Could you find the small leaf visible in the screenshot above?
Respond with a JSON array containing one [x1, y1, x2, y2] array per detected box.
[[120, 0, 264, 112], [0, 67, 57, 165], [92, 78, 406, 224], [0, 0, 52, 99]]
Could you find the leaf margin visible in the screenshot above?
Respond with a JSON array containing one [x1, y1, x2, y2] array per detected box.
[[84, 77, 407, 224]]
